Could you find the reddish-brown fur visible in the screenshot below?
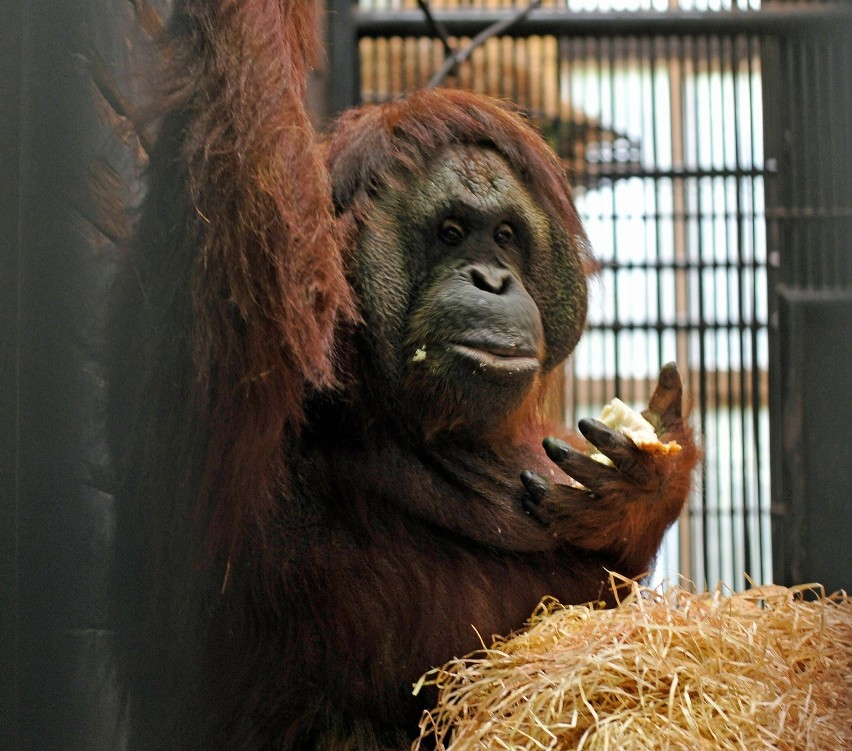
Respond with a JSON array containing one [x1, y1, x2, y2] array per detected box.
[[171, 1, 357, 557], [108, 2, 697, 749]]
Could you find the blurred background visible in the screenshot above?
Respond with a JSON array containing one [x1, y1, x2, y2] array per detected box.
[[2, 0, 850, 748]]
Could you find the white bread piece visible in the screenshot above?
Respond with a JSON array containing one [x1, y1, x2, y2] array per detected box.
[[592, 398, 682, 460]]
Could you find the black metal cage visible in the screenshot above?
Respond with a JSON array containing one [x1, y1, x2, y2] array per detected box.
[[325, 0, 852, 592]]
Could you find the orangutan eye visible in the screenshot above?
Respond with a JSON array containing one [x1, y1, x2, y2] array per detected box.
[[494, 223, 514, 246], [439, 219, 465, 246]]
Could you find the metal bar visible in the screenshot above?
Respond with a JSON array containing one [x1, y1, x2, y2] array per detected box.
[[573, 166, 768, 182], [700, 32, 724, 588], [746, 35, 769, 584], [732, 35, 753, 585], [0, 0, 24, 744], [327, 0, 361, 115], [605, 36, 622, 398], [354, 6, 852, 40], [584, 320, 766, 332], [760, 30, 787, 586], [597, 257, 768, 274]]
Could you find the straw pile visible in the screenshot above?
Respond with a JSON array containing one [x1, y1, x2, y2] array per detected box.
[[414, 582, 851, 751]]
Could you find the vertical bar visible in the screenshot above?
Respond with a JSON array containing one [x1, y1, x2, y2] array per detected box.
[[0, 0, 24, 744], [328, 0, 361, 116], [800, 40, 819, 290], [762, 30, 784, 583], [824, 42, 839, 287], [663, 33, 696, 585], [724, 33, 742, 590], [786, 38, 805, 289], [746, 33, 770, 585], [604, 36, 623, 398], [693, 32, 713, 587], [731, 32, 754, 589], [702, 32, 724, 589], [732, 32, 753, 585], [390, 36, 401, 97], [839, 42, 852, 288]]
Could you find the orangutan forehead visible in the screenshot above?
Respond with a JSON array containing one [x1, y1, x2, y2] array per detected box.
[[419, 145, 538, 215]]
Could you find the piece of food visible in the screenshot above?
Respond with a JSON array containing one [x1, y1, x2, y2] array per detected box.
[[592, 398, 682, 461]]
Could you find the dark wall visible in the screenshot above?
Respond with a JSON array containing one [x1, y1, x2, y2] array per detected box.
[[0, 2, 145, 748], [764, 29, 852, 594], [773, 292, 852, 591]]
